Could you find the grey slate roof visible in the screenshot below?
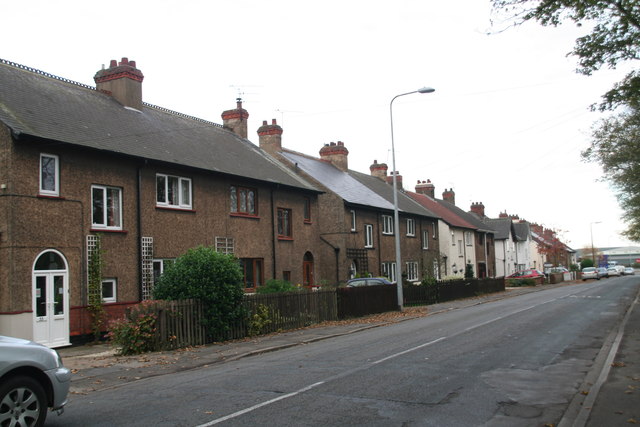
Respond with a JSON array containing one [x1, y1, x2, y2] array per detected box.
[[483, 218, 513, 240], [513, 222, 531, 241], [281, 150, 438, 218], [0, 59, 318, 192]]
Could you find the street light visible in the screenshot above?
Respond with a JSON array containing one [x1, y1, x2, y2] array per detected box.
[[390, 87, 435, 310], [590, 221, 601, 267]]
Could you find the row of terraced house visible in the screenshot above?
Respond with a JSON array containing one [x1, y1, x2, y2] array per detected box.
[[0, 58, 575, 347]]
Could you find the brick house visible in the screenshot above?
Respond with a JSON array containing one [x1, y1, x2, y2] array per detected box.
[[0, 58, 322, 347], [256, 123, 441, 284], [409, 181, 496, 278]]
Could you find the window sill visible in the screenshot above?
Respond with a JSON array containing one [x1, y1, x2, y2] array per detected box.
[[90, 228, 128, 234], [278, 236, 294, 241], [304, 220, 312, 225], [37, 194, 64, 200], [230, 213, 260, 220], [156, 206, 196, 213], [364, 246, 374, 250]]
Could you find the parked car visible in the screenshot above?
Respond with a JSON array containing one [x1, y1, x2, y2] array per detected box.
[[507, 269, 545, 280], [0, 336, 71, 426], [346, 277, 393, 287], [582, 267, 599, 280], [596, 267, 609, 278], [623, 267, 635, 275], [607, 267, 621, 277]]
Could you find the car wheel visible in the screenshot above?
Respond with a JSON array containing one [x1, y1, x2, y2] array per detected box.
[[0, 375, 47, 427]]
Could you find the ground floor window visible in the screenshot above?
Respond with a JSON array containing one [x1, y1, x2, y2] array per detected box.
[[240, 258, 263, 289], [381, 261, 397, 283], [406, 261, 419, 282], [153, 259, 175, 286], [101, 278, 117, 303]]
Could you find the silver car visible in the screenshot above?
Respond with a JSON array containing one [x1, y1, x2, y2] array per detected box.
[[0, 336, 71, 426]]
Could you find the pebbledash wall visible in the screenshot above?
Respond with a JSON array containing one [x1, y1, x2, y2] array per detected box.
[[0, 58, 323, 346]]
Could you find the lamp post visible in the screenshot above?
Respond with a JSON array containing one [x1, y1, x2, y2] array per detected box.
[[390, 87, 435, 310], [590, 221, 601, 267]]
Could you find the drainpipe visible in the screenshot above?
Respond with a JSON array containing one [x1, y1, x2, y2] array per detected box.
[[319, 235, 340, 285], [136, 164, 143, 300], [270, 188, 276, 279]]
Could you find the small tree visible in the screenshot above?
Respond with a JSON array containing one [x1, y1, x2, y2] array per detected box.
[[464, 263, 474, 279], [153, 246, 245, 341]]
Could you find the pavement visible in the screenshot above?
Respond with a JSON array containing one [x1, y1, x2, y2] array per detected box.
[[58, 280, 640, 426]]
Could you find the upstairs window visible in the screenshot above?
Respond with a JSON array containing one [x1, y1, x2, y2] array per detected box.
[[406, 219, 415, 236], [465, 231, 473, 246], [92, 185, 122, 230], [422, 230, 429, 249], [278, 208, 292, 238], [365, 224, 373, 248], [350, 210, 356, 232], [230, 186, 257, 216], [382, 215, 394, 235], [303, 197, 311, 223], [39, 153, 59, 196], [156, 174, 191, 209]]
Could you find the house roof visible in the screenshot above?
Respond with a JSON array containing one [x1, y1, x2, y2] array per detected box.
[[280, 150, 439, 218], [407, 192, 476, 229], [483, 218, 513, 240], [438, 200, 494, 233], [513, 222, 531, 241], [0, 59, 318, 192]]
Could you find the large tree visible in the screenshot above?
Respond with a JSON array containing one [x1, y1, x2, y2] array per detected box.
[[491, 0, 640, 240]]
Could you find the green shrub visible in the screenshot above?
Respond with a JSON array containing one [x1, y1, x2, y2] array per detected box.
[[153, 246, 245, 341], [506, 278, 537, 287], [580, 258, 595, 269], [256, 279, 297, 294], [247, 304, 272, 336], [107, 300, 159, 355], [464, 263, 474, 279]]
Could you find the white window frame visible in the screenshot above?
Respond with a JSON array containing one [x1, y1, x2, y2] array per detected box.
[[406, 261, 419, 282], [101, 278, 117, 303], [350, 210, 356, 232], [365, 224, 373, 248], [382, 215, 394, 235], [381, 261, 397, 283], [156, 174, 192, 209], [91, 185, 122, 230], [458, 240, 464, 256], [39, 153, 59, 196], [406, 218, 415, 237], [465, 231, 473, 246], [422, 230, 429, 249], [153, 259, 175, 286]]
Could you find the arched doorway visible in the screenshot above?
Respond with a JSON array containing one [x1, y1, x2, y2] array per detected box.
[[302, 252, 314, 286], [32, 250, 69, 348]]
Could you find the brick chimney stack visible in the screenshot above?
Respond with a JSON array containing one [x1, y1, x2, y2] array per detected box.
[[470, 201, 485, 217], [415, 180, 435, 198], [257, 119, 283, 154], [442, 188, 455, 205], [369, 160, 388, 180], [94, 57, 144, 110], [319, 141, 349, 171], [222, 99, 249, 138], [386, 171, 403, 190]]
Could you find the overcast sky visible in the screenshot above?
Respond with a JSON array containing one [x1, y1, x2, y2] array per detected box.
[[3, 0, 637, 250]]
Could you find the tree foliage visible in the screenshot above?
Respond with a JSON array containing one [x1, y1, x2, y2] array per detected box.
[[491, 0, 640, 240], [583, 106, 640, 240], [153, 246, 245, 340], [491, 0, 640, 109]]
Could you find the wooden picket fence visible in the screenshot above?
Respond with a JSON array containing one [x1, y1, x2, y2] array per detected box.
[[152, 299, 207, 350]]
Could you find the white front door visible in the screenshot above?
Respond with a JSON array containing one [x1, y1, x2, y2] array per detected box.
[[33, 251, 70, 348]]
